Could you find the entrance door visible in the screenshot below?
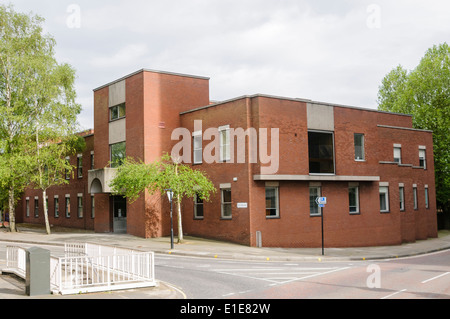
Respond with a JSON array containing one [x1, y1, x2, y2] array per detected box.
[[112, 196, 127, 233]]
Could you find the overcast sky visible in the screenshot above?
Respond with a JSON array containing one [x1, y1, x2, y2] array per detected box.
[[2, 0, 450, 130]]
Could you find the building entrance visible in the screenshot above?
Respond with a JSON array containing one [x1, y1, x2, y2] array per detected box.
[[112, 196, 127, 233]]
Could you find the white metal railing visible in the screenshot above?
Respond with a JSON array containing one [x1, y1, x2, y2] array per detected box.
[[4, 243, 156, 295], [5, 246, 26, 278]]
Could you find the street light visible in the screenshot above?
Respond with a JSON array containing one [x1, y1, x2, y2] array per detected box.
[[166, 189, 174, 249]]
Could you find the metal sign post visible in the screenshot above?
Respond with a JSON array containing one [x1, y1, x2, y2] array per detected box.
[[315, 197, 327, 256]]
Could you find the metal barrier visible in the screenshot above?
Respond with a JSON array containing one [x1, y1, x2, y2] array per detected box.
[[4, 244, 156, 295]]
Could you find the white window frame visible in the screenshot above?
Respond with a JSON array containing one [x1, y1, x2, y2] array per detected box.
[[309, 186, 322, 216], [348, 186, 360, 214], [379, 186, 390, 213], [419, 147, 426, 169], [265, 186, 279, 218], [424, 186, 429, 209], [219, 125, 231, 162], [393, 145, 402, 164], [413, 185, 418, 210], [221, 187, 232, 219], [193, 131, 203, 164], [399, 186, 405, 211], [65, 195, 71, 218], [91, 195, 95, 218], [354, 133, 365, 161], [77, 194, 83, 218]]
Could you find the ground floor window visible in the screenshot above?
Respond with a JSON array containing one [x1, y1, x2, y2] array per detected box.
[[413, 186, 418, 210], [26, 199, 30, 217], [54, 197, 59, 218], [265, 186, 279, 218], [425, 187, 429, 209], [221, 189, 232, 219], [91, 195, 95, 218], [379, 186, 389, 213], [194, 194, 204, 219], [77, 195, 83, 218], [309, 186, 322, 216], [34, 198, 39, 218], [349, 186, 359, 214], [399, 186, 405, 211], [65, 196, 71, 218]]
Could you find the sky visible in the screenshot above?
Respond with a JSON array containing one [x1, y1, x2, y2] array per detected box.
[[2, 0, 450, 130]]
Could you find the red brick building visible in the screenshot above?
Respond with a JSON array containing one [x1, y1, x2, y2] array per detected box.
[[16, 69, 438, 248]]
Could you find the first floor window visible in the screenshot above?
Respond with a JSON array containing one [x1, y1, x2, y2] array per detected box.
[[394, 146, 401, 163], [194, 194, 204, 219], [110, 103, 126, 121], [349, 186, 359, 214], [265, 186, 279, 218], [419, 148, 426, 169], [308, 131, 335, 174], [354, 133, 365, 161], [193, 132, 203, 164], [219, 125, 230, 162], [309, 186, 322, 216], [77, 155, 83, 178], [379, 186, 389, 212], [110, 142, 126, 168], [221, 188, 232, 219], [399, 187, 405, 211]]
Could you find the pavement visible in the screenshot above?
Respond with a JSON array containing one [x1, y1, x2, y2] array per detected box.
[[0, 223, 449, 299]]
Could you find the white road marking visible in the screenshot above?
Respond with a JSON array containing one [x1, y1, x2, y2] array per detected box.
[[421, 272, 450, 284]]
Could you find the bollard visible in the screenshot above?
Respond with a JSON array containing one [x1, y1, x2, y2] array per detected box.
[[25, 247, 50, 296]]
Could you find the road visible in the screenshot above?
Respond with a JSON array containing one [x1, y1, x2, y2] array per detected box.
[[1, 241, 449, 299], [155, 250, 450, 299]]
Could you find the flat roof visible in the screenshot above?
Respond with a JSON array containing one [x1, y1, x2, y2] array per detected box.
[[180, 93, 413, 117], [93, 68, 210, 92]]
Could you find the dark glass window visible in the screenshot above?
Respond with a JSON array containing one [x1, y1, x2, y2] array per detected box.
[[308, 131, 334, 174]]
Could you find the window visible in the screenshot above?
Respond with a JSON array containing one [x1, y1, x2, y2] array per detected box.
[[419, 149, 426, 169], [354, 133, 365, 161], [26, 199, 30, 217], [399, 187, 405, 211], [221, 188, 232, 219], [34, 198, 39, 217], [65, 157, 70, 180], [413, 186, 418, 210], [393, 146, 401, 163], [219, 125, 230, 162], [309, 186, 322, 216], [77, 195, 83, 218], [265, 187, 279, 218], [425, 187, 429, 209], [65, 196, 71, 218], [349, 186, 360, 214], [54, 197, 59, 218], [110, 103, 126, 121], [91, 195, 95, 218], [308, 131, 334, 174], [110, 142, 126, 168], [194, 194, 204, 219], [193, 131, 202, 164], [77, 155, 83, 178], [379, 186, 389, 212], [91, 151, 95, 170]]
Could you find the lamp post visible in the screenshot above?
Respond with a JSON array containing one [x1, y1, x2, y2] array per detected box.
[[166, 189, 174, 249]]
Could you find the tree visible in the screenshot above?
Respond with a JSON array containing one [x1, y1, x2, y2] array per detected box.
[[109, 154, 216, 243], [377, 43, 450, 224], [0, 4, 82, 232]]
